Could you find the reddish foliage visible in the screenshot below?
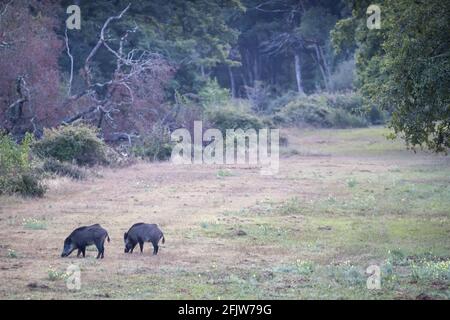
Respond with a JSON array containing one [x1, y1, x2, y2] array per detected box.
[[0, 0, 64, 136]]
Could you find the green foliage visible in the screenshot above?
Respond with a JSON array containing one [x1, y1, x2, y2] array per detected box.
[[217, 169, 233, 178], [328, 109, 368, 129], [333, 0, 449, 152], [328, 262, 365, 286], [132, 126, 173, 161], [380, 0, 450, 152], [206, 107, 265, 134], [33, 124, 108, 166], [47, 267, 68, 281], [23, 218, 47, 230], [295, 260, 315, 276], [0, 133, 46, 197], [298, 7, 338, 44], [198, 78, 231, 108], [7, 249, 18, 259], [411, 260, 450, 282], [273, 93, 369, 128]]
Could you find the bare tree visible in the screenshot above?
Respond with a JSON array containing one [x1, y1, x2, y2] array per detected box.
[[63, 4, 175, 141]]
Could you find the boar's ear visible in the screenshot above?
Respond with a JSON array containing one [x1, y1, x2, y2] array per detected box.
[[123, 232, 128, 240]]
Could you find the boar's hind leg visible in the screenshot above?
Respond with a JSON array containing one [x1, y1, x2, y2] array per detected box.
[[95, 241, 105, 259], [152, 242, 159, 255]]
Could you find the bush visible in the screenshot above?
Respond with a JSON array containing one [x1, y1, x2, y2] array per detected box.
[[274, 99, 332, 127], [0, 133, 46, 197], [42, 158, 86, 180], [325, 93, 364, 114], [33, 124, 108, 166], [206, 107, 265, 133], [273, 93, 371, 128], [132, 125, 173, 161], [328, 109, 368, 128]]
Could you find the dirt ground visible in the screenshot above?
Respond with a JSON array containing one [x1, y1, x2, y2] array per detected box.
[[0, 127, 449, 299]]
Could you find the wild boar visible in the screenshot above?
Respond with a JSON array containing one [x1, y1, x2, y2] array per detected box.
[[61, 224, 110, 259], [124, 223, 165, 255]]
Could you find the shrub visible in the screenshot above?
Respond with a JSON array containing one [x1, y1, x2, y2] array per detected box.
[[33, 124, 108, 166], [274, 99, 332, 127], [273, 93, 370, 128], [325, 93, 364, 114], [0, 132, 46, 197], [328, 109, 368, 128], [206, 107, 265, 134], [132, 125, 173, 161], [11, 173, 47, 197], [267, 91, 301, 114], [42, 158, 86, 180]]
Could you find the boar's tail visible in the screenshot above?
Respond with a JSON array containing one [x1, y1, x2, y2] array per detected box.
[[161, 234, 165, 244], [107, 234, 110, 242]]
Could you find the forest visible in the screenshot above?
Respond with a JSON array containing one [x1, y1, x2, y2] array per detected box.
[[0, 0, 449, 300]]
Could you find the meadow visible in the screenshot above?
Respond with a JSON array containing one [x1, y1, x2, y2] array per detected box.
[[0, 126, 449, 299]]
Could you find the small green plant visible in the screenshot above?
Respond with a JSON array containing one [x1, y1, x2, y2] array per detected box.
[[23, 218, 47, 230], [346, 178, 357, 188], [296, 260, 315, 276], [7, 249, 18, 258], [387, 249, 407, 266], [328, 261, 365, 286], [277, 197, 302, 215], [47, 266, 68, 281], [217, 169, 233, 178], [411, 259, 450, 282]]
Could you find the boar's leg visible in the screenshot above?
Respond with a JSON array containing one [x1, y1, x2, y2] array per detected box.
[[95, 241, 105, 259], [152, 242, 159, 255], [76, 249, 82, 258], [138, 240, 144, 253], [79, 246, 86, 258]]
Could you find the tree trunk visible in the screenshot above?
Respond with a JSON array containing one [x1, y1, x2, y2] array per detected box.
[[318, 45, 333, 91], [228, 66, 236, 98], [313, 44, 330, 91], [294, 53, 305, 95]]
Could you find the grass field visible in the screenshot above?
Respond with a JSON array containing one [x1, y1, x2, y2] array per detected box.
[[0, 126, 449, 299]]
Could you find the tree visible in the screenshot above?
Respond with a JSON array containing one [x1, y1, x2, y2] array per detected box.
[[62, 4, 175, 140], [332, 0, 450, 152]]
